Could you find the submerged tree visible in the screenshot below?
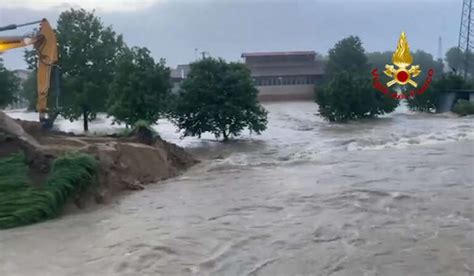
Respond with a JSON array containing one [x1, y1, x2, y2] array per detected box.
[[317, 72, 398, 122], [406, 73, 472, 112], [325, 36, 369, 78], [170, 57, 268, 141], [316, 36, 398, 122], [55, 8, 125, 131], [108, 47, 172, 126]]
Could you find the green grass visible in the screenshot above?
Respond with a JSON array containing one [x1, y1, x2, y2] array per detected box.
[[0, 152, 98, 229]]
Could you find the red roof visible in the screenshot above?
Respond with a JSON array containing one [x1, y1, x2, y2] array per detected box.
[[241, 51, 316, 58]]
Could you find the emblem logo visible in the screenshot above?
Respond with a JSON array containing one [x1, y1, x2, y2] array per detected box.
[[372, 32, 434, 100]]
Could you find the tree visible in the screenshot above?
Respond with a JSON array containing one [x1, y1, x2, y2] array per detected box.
[[24, 46, 38, 71], [325, 36, 369, 78], [20, 72, 37, 110], [316, 72, 398, 122], [446, 47, 474, 77], [107, 47, 172, 126], [170, 58, 268, 141], [0, 59, 19, 108], [405, 73, 471, 112], [56, 9, 125, 131], [446, 47, 463, 72], [412, 50, 443, 80], [367, 51, 392, 72], [316, 36, 398, 122], [367, 50, 443, 81]]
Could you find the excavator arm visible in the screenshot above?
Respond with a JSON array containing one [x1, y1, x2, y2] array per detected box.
[[0, 19, 58, 124]]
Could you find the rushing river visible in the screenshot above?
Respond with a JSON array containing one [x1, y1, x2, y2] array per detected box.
[[1, 102, 473, 276]]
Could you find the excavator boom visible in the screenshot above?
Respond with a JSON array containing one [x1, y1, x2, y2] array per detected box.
[[0, 36, 38, 51], [0, 19, 58, 125], [36, 19, 58, 118]]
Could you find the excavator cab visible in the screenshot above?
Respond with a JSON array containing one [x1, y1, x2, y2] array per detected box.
[[0, 19, 59, 129]]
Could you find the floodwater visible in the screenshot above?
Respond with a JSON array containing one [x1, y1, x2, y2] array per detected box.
[[1, 102, 473, 276]]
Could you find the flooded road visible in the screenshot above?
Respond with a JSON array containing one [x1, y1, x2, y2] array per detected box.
[[1, 102, 473, 276]]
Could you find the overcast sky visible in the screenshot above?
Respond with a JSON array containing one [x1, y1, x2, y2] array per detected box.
[[0, 0, 462, 70]]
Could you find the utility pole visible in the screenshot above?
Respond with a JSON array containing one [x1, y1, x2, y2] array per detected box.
[[458, 0, 473, 78], [437, 36, 443, 61], [200, 51, 209, 59]]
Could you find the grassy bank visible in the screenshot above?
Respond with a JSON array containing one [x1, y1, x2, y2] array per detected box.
[[0, 152, 97, 229]]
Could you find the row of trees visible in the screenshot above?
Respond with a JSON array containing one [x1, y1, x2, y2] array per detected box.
[[3, 8, 471, 135], [0, 58, 19, 108], [23, 9, 126, 131], [315, 35, 473, 122], [18, 8, 267, 140]]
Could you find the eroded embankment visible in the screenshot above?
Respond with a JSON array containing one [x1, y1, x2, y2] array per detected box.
[[0, 111, 197, 228]]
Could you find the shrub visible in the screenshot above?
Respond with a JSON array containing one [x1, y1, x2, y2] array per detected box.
[[453, 99, 474, 116], [316, 73, 398, 122], [406, 73, 471, 112], [404, 86, 439, 112]]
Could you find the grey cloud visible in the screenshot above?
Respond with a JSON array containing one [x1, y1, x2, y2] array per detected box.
[[0, 0, 461, 70]]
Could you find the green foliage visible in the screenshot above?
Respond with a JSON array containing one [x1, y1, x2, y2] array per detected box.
[[316, 73, 398, 122], [325, 36, 369, 78], [366, 51, 392, 71], [317, 36, 398, 122], [404, 86, 439, 112], [367, 50, 443, 81], [366, 49, 444, 113], [453, 99, 474, 116], [170, 58, 268, 141], [446, 47, 473, 77], [0, 58, 20, 108], [0, 152, 97, 229], [20, 71, 37, 110], [24, 47, 38, 71], [412, 50, 444, 80], [116, 127, 133, 137], [108, 47, 171, 126], [115, 120, 159, 138], [134, 120, 151, 128], [406, 74, 471, 112], [56, 8, 125, 131]]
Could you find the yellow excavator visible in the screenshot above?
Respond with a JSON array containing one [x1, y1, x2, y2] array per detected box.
[[0, 19, 58, 128]]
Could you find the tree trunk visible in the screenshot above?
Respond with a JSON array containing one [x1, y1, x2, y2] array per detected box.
[[83, 109, 89, 132], [222, 131, 229, 142]]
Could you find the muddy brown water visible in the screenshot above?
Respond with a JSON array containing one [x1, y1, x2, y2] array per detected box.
[[1, 102, 473, 276]]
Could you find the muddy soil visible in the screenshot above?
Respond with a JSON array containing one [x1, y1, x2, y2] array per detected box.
[[0, 111, 197, 204]]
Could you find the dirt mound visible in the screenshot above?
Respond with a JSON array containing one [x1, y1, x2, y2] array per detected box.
[[0, 111, 197, 204], [86, 138, 196, 202], [0, 112, 54, 178]]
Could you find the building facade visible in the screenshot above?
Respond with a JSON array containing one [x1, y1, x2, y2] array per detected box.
[[170, 64, 190, 93], [241, 51, 324, 101]]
